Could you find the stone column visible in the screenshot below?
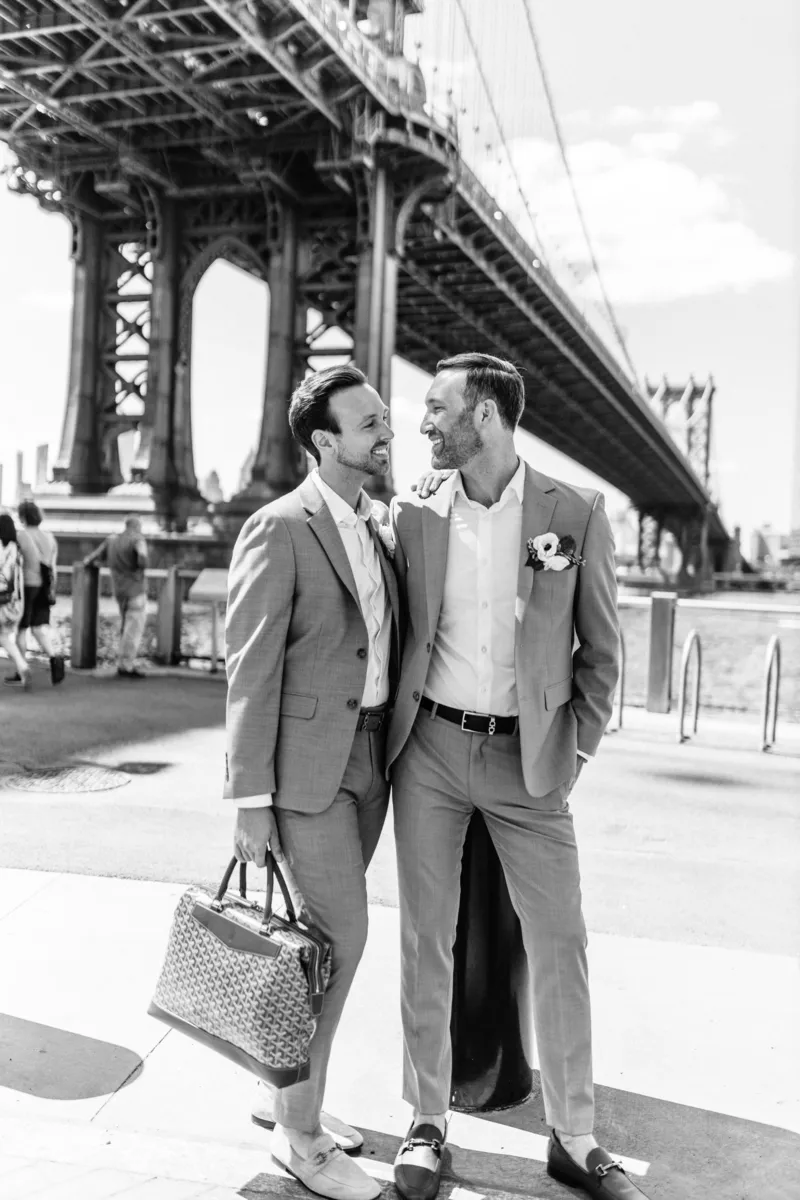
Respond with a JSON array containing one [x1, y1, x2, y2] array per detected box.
[[353, 165, 397, 500], [53, 216, 111, 492]]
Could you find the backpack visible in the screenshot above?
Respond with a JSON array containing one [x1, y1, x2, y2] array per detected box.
[[40, 560, 57, 607], [0, 543, 24, 624]]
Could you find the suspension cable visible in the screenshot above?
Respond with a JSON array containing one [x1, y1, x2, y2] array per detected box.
[[452, 0, 547, 261], [519, 0, 641, 384]]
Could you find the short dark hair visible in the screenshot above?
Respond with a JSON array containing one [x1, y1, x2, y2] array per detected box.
[[436, 353, 525, 430], [18, 499, 42, 526], [289, 364, 367, 463], [0, 513, 17, 546]]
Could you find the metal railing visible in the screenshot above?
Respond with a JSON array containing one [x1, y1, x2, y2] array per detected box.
[[677, 629, 702, 743], [762, 636, 781, 752]]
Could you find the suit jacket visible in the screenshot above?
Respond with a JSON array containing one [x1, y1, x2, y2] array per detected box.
[[224, 475, 400, 812], [386, 462, 620, 797]]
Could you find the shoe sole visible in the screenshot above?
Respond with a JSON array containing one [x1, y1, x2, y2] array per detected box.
[[253, 1114, 362, 1156], [270, 1152, 378, 1199]]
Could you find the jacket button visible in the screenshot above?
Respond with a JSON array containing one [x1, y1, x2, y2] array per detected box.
[[412, 690, 420, 701], [426, 642, 431, 653], [357, 648, 367, 659], [347, 698, 358, 709]]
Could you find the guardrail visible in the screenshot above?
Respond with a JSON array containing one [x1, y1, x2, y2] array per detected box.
[[762, 636, 781, 752], [677, 630, 702, 743]]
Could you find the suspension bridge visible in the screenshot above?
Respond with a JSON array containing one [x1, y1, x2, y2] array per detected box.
[[0, 0, 728, 577]]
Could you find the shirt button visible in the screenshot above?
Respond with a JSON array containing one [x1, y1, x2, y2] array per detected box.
[[413, 690, 420, 701], [481, 601, 488, 610], [357, 648, 367, 659], [481, 646, 487, 654], [347, 698, 358, 709]]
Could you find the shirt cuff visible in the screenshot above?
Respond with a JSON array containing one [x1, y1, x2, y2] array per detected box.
[[235, 794, 273, 808], [577, 751, 592, 761]]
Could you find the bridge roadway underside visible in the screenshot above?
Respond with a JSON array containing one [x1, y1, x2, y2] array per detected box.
[[0, 0, 725, 550]]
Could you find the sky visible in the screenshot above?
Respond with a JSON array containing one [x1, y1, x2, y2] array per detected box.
[[0, 0, 797, 542]]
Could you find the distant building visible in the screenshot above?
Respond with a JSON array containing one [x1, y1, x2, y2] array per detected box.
[[201, 470, 224, 504], [749, 524, 788, 569]]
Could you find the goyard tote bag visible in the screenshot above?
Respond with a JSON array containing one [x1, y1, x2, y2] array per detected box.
[[148, 855, 332, 1087]]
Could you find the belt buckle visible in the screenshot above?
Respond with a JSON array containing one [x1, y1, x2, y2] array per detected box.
[[360, 711, 384, 733], [460, 710, 484, 734]]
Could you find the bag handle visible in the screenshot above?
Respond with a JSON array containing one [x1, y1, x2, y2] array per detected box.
[[215, 855, 297, 925]]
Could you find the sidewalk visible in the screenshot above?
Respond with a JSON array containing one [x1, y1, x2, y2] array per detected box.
[[1, 866, 798, 1199], [1, 668, 799, 1197]]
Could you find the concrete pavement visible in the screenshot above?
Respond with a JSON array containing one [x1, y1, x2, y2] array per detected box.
[[1, 665, 799, 1197]]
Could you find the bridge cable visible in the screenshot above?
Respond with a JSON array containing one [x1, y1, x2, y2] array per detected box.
[[519, 0, 641, 385], [452, 0, 547, 261]]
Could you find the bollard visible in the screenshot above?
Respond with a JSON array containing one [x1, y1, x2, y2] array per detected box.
[[70, 562, 99, 669], [646, 591, 676, 713], [450, 813, 533, 1112], [156, 567, 182, 665]]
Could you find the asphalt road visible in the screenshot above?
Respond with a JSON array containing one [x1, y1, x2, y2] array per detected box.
[[1, 663, 798, 958]]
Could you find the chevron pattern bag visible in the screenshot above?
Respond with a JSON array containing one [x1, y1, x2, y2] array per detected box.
[[149, 855, 331, 1087]]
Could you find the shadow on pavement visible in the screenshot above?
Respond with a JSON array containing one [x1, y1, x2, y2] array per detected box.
[[0, 670, 226, 768], [0, 1013, 143, 1100]]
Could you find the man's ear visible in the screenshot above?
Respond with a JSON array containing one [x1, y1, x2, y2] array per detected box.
[[311, 429, 330, 456]]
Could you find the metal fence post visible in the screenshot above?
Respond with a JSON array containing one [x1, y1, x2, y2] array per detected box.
[[70, 562, 99, 669], [646, 591, 677, 713], [155, 566, 182, 665]]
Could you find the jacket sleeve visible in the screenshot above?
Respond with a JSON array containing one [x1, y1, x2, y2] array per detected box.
[[571, 492, 620, 756], [223, 509, 296, 799]]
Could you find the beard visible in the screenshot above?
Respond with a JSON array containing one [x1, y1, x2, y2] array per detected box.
[[334, 440, 391, 476], [429, 410, 483, 469]]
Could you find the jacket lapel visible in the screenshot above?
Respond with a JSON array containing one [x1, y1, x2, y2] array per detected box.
[[367, 517, 400, 626], [299, 476, 361, 610], [421, 480, 454, 638], [517, 464, 558, 629]]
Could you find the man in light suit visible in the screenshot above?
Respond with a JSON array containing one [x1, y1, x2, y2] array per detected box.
[[389, 354, 648, 1200], [226, 364, 400, 1200]]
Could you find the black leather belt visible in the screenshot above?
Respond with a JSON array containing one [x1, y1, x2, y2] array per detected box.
[[420, 695, 518, 736], [356, 705, 387, 733]]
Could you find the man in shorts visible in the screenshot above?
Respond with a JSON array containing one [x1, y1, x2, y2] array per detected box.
[[83, 516, 149, 678]]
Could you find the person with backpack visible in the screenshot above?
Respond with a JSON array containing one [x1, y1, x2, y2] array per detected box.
[[0, 512, 32, 691], [6, 500, 65, 687]]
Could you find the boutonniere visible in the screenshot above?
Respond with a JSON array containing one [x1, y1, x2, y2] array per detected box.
[[370, 504, 395, 559], [526, 532, 585, 572]]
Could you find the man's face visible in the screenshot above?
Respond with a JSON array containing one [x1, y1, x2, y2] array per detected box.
[[420, 370, 482, 469], [327, 384, 393, 476]]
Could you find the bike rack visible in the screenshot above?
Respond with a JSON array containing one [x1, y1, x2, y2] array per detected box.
[[678, 629, 702, 743], [761, 636, 781, 752]]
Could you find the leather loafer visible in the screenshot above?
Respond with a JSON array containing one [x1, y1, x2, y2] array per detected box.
[[394, 1122, 446, 1200], [547, 1131, 651, 1198], [271, 1128, 379, 1200], [252, 1082, 363, 1155]]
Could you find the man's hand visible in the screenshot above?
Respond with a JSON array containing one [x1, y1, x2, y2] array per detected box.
[[411, 469, 453, 499], [234, 807, 284, 866]]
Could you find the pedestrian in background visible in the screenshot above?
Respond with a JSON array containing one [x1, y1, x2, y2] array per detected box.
[[83, 515, 149, 679], [8, 500, 65, 687], [0, 512, 32, 691]]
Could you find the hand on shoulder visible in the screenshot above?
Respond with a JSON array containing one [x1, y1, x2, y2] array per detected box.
[[411, 468, 453, 499]]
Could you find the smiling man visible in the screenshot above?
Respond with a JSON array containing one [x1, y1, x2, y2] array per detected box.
[[224, 364, 399, 1200], [387, 354, 642, 1200]]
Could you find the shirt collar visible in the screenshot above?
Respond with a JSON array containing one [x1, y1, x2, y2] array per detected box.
[[311, 469, 372, 527], [451, 457, 525, 512]]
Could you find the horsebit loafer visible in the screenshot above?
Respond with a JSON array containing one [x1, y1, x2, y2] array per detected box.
[[394, 1121, 446, 1200], [548, 1131, 651, 1198]]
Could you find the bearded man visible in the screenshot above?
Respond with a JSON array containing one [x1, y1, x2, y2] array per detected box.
[[225, 364, 399, 1200], [387, 354, 647, 1200]]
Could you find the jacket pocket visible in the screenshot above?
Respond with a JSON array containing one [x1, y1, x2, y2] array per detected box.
[[280, 691, 318, 720], [544, 677, 573, 711]]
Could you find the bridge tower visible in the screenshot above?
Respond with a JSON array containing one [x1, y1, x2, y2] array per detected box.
[[642, 376, 716, 584], [6, 0, 433, 536]]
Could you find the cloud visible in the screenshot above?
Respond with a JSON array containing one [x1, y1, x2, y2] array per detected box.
[[478, 129, 792, 307]]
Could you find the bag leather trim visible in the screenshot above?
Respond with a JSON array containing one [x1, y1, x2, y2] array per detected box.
[[191, 902, 282, 958], [280, 691, 318, 720], [544, 677, 573, 711], [147, 1001, 310, 1088]]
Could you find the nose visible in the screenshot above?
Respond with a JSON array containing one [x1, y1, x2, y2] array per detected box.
[[383, 421, 395, 443], [420, 414, 432, 435]]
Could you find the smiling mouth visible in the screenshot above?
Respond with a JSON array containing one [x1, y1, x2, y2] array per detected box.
[[372, 445, 390, 457], [429, 438, 444, 452]]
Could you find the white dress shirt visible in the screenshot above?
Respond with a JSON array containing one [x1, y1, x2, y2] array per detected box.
[[236, 470, 391, 809], [424, 461, 524, 716]]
